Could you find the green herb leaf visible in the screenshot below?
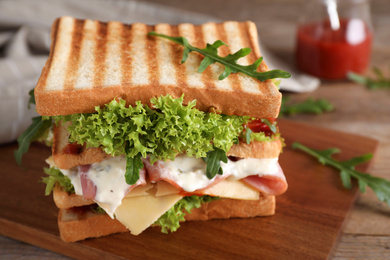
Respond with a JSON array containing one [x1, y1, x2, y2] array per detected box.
[[245, 126, 253, 145], [348, 67, 390, 89], [261, 118, 277, 133], [14, 116, 52, 165], [41, 167, 74, 196], [280, 96, 334, 117], [28, 88, 35, 109], [292, 142, 390, 206], [155, 195, 218, 233], [125, 152, 143, 185], [148, 31, 291, 82], [203, 148, 228, 179]]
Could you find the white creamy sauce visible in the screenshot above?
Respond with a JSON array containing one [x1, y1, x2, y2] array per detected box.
[[160, 155, 279, 192], [59, 168, 83, 195], [86, 156, 130, 217], [221, 158, 280, 180], [59, 156, 131, 218], [164, 157, 210, 192]]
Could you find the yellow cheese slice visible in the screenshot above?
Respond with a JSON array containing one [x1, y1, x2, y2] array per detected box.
[[114, 193, 183, 235], [201, 176, 260, 200], [155, 181, 180, 196], [124, 182, 154, 198]]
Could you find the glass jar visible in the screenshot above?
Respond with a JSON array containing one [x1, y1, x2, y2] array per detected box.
[[295, 0, 373, 80]]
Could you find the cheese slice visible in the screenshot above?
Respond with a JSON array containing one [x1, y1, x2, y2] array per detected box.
[[124, 182, 154, 198], [201, 176, 260, 200], [155, 181, 180, 196], [113, 193, 183, 235]]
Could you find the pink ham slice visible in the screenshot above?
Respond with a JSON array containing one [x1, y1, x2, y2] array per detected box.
[[242, 163, 287, 195], [79, 164, 96, 200]]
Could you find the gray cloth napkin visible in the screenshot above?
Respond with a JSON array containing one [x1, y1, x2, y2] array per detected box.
[[0, 0, 319, 145]]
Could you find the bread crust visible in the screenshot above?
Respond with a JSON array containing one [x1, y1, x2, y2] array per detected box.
[[52, 122, 111, 169], [184, 194, 275, 221], [53, 184, 94, 209], [58, 207, 128, 242], [35, 17, 281, 118]]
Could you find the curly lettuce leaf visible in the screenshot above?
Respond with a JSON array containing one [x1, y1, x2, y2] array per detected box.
[[41, 167, 74, 196], [155, 195, 218, 233]]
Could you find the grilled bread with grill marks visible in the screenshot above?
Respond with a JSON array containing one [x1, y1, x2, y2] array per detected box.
[[35, 16, 281, 118]]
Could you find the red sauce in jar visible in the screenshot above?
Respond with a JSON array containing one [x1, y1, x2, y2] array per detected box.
[[296, 18, 372, 80]]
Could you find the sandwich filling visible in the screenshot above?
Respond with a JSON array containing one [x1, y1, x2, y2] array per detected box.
[[43, 94, 287, 235], [51, 155, 286, 218]]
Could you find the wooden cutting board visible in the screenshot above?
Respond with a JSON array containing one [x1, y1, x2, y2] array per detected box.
[[0, 119, 379, 259]]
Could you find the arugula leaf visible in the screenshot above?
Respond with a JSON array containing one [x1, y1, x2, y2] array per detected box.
[[203, 148, 228, 179], [280, 96, 334, 117], [245, 126, 253, 145], [155, 195, 218, 233], [125, 151, 143, 185], [28, 88, 35, 109], [292, 142, 390, 206], [261, 119, 277, 133], [41, 167, 74, 196], [14, 116, 52, 165], [148, 31, 291, 81], [348, 67, 390, 89]]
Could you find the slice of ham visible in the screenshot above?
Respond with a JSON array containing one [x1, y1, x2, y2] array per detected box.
[[241, 163, 287, 196], [79, 164, 96, 200]]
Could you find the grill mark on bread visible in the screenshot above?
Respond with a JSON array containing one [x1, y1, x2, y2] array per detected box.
[[39, 18, 60, 91], [170, 25, 187, 91], [216, 23, 242, 92], [121, 24, 133, 88], [194, 25, 215, 90], [64, 19, 85, 91], [146, 25, 159, 87], [240, 22, 266, 93], [240, 22, 257, 66], [93, 22, 108, 88]]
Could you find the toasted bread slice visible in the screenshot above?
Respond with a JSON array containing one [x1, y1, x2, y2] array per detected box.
[[58, 206, 128, 242], [53, 121, 283, 170], [53, 184, 94, 209], [35, 17, 281, 118], [58, 194, 274, 242]]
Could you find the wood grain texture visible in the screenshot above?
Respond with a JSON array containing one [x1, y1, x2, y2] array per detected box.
[[0, 120, 378, 259]]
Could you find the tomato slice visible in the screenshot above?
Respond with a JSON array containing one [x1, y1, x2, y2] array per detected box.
[[245, 118, 276, 133], [62, 143, 82, 154]]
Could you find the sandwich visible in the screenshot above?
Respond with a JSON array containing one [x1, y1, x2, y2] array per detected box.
[[21, 16, 290, 242]]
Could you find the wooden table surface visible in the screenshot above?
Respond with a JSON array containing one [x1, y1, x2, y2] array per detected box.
[[1, 0, 389, 259]]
